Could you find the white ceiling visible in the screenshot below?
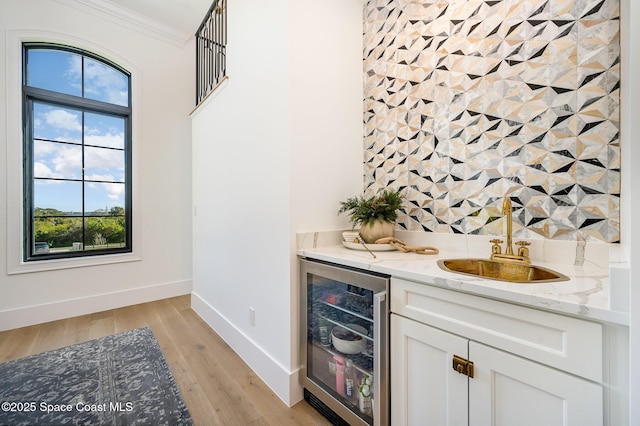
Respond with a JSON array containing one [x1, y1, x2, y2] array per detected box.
[[105, 0, 214, 35]]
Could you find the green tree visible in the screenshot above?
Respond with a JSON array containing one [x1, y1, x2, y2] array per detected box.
[[102, 219, 124, 246], [86, 217, 104, 247], [34, 207, 66, 217], [34, 219, 56, 244], [33, 207, 125, 249], [109, 206, 125, 216]]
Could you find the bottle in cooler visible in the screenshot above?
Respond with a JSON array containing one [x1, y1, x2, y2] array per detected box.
[[344, 359, 357, 404], [334, 355, 346, 396]]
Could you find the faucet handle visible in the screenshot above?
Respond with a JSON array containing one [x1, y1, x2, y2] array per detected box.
[[515, 241, 531, 258], [490, 239, 503, 255]]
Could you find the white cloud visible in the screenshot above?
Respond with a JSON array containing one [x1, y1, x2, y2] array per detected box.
[[34, 133, 123, 182], [64, 54, 128, 106], [105, 183, 125, 200], [85, 146, 124, 173], [52, 145, 82, 177], [65, 55, 82, 80], [34, 162, 54, 178], [86, 173, 115, 181], [33, 161, 66, 185], [44, 109, 82, 132], [84, 59, 128, 106], [86, 177, 124, 201], [85, 132, 125, 149], [34, 141, 58, 156], [33, 142, 81, 179]]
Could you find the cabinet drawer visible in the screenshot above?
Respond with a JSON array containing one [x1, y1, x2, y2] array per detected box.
[[391, 278, 602, 382]]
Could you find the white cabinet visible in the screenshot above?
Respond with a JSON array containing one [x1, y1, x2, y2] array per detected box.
[[469, 341, 601, 426], [390, 314, 468, 426], [390, 278, 605, 426]]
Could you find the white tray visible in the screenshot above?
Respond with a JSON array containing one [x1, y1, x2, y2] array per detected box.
[[342, 241, 397, 251]]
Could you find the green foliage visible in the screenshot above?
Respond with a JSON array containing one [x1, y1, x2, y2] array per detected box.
[[109, 206, 125, 216], [338, 189, 404, 227], [34, 207, 126, 248], [35, 207, 66, 217]]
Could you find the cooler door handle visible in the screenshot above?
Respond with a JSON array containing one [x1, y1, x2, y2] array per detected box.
[[373, 291, 387, 426]]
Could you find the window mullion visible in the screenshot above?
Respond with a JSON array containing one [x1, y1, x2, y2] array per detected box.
[[82, 111, 86, 252], [23, 86, 131, 117]]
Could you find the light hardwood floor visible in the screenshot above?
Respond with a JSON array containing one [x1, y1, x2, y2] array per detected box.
[[0, 295, 331, 426]]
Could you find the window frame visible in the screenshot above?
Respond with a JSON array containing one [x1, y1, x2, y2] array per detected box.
[[22, 42, 133, 262]]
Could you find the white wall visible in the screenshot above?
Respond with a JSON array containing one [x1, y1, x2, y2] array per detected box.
[[191, 0, 363, 405], [621, 0, 640, 422], [288, 0, 365, 401], [0, 0, 194, 330]]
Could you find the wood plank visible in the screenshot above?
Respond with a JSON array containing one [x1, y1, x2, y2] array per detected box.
[[157, 301, 266, 425], [0, 296, 330, 426], [29, 317, 68, 354], [150, 320, 227, 425], [87, 309, 116, 341], [62, 314, 91, 347], [0, 326, 39, 363]]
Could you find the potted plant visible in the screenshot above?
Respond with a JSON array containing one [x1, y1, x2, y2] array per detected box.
[[338, 189, 404, 244]]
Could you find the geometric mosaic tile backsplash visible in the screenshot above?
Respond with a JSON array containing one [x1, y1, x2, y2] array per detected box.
[[363, 0, 620, 243]]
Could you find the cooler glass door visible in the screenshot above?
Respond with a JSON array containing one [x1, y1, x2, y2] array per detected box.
[[300, 259, 389, 426]]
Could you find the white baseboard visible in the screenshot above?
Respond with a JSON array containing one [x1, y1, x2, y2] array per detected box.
[[191, 291, 304, 407], [0, 279, 192, 332]]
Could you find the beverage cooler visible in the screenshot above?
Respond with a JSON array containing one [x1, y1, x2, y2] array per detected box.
[[300, 258, 389, 426]]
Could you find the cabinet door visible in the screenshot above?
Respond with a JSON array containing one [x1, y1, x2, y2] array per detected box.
[[391, 314, 468, 426], [469, 342, 602, 426]]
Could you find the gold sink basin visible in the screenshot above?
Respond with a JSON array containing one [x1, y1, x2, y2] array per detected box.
[[437, 258, 569, 283]]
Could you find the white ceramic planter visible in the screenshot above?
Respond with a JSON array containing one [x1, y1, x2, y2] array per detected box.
[[358, 220, 395, 244]]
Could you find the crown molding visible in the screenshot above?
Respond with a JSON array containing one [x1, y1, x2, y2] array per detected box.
[[54, 0, 193, 47]]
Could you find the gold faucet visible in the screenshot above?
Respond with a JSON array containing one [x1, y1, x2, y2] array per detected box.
[[503, 197, 513, 256], [490, 197, 531, 264]]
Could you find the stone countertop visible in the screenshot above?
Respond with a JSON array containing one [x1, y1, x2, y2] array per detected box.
[[297, 231, 630, 326]]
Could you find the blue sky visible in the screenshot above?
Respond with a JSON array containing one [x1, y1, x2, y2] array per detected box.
[[28, 49, 128, 213]]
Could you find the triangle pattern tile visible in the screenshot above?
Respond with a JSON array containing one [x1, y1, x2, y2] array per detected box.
[[364, 0, 620, 242]]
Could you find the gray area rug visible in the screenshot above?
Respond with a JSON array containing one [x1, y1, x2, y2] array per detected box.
[[0, 326, 192, 425]]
